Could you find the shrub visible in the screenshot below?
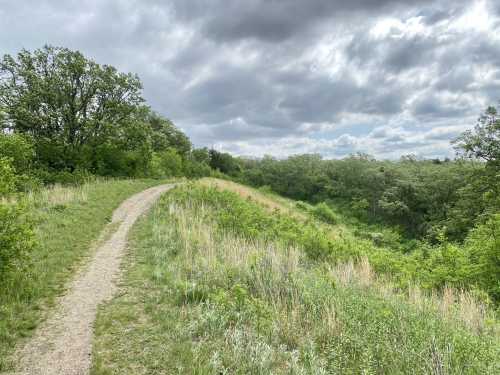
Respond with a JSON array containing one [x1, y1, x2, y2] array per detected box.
[[312, 202, 338, 224], [257, 185, 274, 194], [149, 149, 183, 178], [464, 214, 500, 303], [182, 159, 212, 178], [0, 201, 35, 277], [0, 133, 34, 174], [32, 168, 93, 186], [0, 157, 16, 196], [295, 201, 310, 211]]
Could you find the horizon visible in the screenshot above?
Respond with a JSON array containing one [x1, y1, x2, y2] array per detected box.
[[1, 0, 499, 160]]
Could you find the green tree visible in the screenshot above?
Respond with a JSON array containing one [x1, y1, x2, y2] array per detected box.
[[147, 111, 191, 156], [0, 157, 16, 196], [454, 105, 500, 165], [0, 133, 34, 173], [0, 46, 143, 171], [209, 149, 241, 176], [452, 105, 500, 234]]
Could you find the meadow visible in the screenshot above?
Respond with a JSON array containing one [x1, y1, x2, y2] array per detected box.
[[91, 182, 499, 374]]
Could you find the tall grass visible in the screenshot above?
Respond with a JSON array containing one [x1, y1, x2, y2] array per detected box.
[[92, 184, 499, 374], [0, 178, 166, 371]]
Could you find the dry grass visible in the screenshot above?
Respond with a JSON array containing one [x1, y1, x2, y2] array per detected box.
[[200, 178, 305, 218], [26, 183, 89, 206], [198, 180, 494, 334], [328, 258, 492, 334], [172, 194, 492, 335], [169, 200, 302, 300]]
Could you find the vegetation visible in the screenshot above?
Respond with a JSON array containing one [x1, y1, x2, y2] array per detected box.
[[0, 46, 210, 181], [195, 105, 500, 304], [92, 183, 499, 374], [0, 179, 166, 370], [229, 105, 499, 249], [0, 43, 498, 372]]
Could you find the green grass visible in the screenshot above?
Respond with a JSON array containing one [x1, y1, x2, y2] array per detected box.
[[0, 178, 168, 371], [92, 184, 499, 374]]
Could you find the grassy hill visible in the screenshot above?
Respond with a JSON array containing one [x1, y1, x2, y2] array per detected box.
[[91, 179, 499, 374]]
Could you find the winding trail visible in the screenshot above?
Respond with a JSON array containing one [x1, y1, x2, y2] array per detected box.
[[12, 184, 176, 375]]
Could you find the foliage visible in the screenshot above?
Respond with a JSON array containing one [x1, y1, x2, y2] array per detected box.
[[0, 132, 34, 173], [209, 149, 242, 176], [0, 46, 209, 181], [147, 111, 191, 156], [0, 201, 34, 277], [311, 202, 338, 224], [453, 104, 500, 233], [149, 149, 183, 178], [0, 157, 16, 195], [169, 184, 500, 304], [454, 105, 500, 165], [0, 46, 143, 171], [463, 214, 500, 302], [240, 151, 493, 242]]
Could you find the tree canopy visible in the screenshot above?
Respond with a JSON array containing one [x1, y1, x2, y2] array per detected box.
[[0, 46, 205, 179]]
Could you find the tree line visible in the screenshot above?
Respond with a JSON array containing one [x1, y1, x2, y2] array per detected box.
[[209, 107, 499, 244]]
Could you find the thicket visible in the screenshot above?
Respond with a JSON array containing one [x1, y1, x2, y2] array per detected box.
[[226, 106, 500, 302], [230, 106, 500, 249]]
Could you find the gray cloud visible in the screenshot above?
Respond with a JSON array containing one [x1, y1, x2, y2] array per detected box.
[[170, 0, 437, 43], [0, 0, 498, 159]]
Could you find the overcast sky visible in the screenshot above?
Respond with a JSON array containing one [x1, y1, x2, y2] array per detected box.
[[1, 0, 499, 159]]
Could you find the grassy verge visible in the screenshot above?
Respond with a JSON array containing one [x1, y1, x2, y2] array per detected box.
[[92, 183, 499, 374], [0, 178, 168, 370]]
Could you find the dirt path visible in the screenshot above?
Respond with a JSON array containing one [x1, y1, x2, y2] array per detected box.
[[12, 184, 176, 375]]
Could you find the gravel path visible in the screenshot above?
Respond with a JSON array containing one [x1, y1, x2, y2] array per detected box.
[[12, 184, 176, 375]]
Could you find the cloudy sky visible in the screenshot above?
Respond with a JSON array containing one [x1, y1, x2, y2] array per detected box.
[[1, 0, 499, 159]]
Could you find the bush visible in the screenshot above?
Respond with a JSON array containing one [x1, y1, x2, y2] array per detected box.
[[0, 133, 34, 174], [149, 149, 183, 178], [0, 157, 16, 196], [257, 185, 274, 194], [33, 168, 93, 186], [464, 214, 500, 303], [182, 159, 212, 178], [312, 202, 338, 224], [0, 201, 35, 277], [295, 201, 310, 211]]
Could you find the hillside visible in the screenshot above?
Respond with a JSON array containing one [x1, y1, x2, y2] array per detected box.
[[1, 45, 499, 374], [91, 179, 499, 374]]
